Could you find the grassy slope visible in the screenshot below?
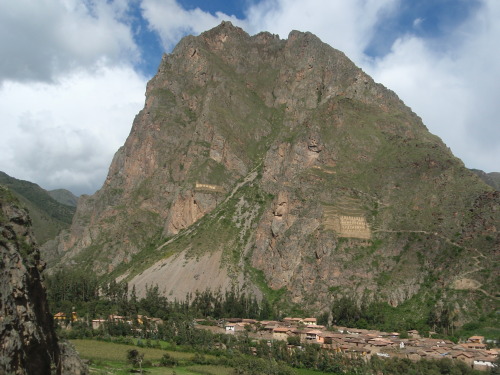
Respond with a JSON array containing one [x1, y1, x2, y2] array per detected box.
[[70, 338, 341, 375], [0, 171, 76, 244], [69, 339, 241, 375], [48, 188, 79, 207], [471, 169, 500, 190]]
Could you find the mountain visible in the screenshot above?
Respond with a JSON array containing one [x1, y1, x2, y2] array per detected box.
[[0, 171, 76, 244], [0, 186, 87, 374], [46, 22, 499, 323], [471, 169, 500, 190], [48, 188, 79, 207]]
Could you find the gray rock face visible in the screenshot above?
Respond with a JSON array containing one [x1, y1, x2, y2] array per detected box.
[[0, 186, 87, 375], [59, 341, 89, 375]]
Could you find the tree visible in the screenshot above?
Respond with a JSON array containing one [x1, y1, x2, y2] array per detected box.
[[259, 298, 272, 320], [317, 311, 330, 327], [331, 296, 361, 327], [287, 335, 301, 346], [128, 284, 139, 316], [140, 284, 168, 317], [127, 349, 144, 373]]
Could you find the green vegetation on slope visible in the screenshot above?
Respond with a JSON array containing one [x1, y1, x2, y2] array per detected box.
[[48, 188, 79, 206], [0, 171, 76, 244], [471, 169, 500, 190]]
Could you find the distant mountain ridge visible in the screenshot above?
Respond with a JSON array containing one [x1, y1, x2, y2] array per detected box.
[[0, 171, 76, 244], [471, 169, 500, 190], [48, 188, 79, 207], [46, 22, 499, 325]]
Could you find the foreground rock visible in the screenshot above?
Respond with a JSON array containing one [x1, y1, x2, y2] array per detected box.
[[0, 186, 87, 375]]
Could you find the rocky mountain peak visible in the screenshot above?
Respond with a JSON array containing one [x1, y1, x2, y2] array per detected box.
[[45, 23, 498, 320], [201, 20, 249, 40]]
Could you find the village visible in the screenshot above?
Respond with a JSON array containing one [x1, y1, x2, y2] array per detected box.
[[203, 317, 498, 371], [54, 311, 498, 372]]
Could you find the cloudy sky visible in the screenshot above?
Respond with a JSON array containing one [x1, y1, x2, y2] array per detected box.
[[0, 0, 498, 195]]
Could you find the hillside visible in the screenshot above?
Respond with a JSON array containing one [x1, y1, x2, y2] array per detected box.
[[0, 171, 76, 244], [46, 22, 499, 325], [471, 169, 500, 190], [48, 188, 79, 207]]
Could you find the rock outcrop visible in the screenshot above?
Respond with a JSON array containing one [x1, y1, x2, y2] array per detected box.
[[0, 186, 87, 375], [46, 22, 499, 317]]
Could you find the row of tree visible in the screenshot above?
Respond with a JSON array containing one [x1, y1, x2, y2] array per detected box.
[[46, 267, 483, 342], [323, 295, 458, 338], [46, 268, 278, 321]]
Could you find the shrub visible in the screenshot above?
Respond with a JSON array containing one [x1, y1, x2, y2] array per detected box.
[[159, 353, 178, 367], [287, 336, 301, 346]]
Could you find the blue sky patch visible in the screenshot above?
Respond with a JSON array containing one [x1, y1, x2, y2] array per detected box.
[[177, 0, 249, 19], [365, 0, 482, 57]]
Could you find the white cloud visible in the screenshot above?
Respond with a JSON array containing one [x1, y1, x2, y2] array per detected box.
[[367, 0, 500, 172], [245, 0, 399, 64], [140, 0, 242, 50], [0, 0, 139, 82], [0, 65, 147, 195], [0, 0, 148, 195], [413, 17, 424, 28]]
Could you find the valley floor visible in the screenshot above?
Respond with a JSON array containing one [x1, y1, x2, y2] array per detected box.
[[70, 339, 323, 375], [71, 339, 233, 375]]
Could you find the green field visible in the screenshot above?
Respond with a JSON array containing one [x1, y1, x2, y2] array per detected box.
[[70, 339, 233, 375], [69, 339, 334, 375]]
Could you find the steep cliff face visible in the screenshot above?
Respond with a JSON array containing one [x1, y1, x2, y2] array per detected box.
[[0, 186, 87, 375], [47, 22, 499, 315], [0, 186, 60, 374]]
